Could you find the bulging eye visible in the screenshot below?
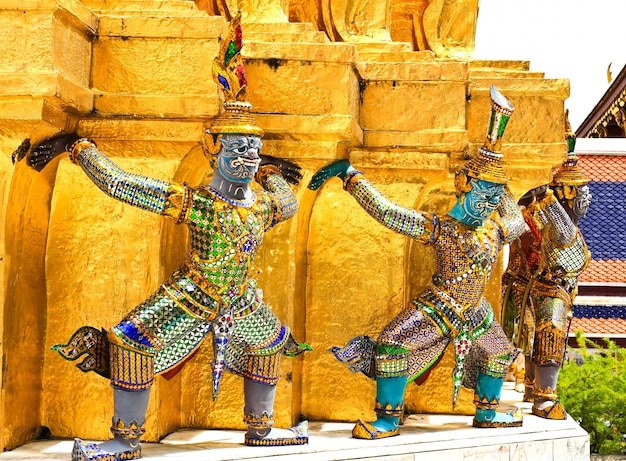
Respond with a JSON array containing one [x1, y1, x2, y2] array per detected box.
[[235, 146, 248, 154]]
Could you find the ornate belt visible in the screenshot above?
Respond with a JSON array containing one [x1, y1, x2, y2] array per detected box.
[[531, 279, 574, 306], [181, 260, 247, 305]]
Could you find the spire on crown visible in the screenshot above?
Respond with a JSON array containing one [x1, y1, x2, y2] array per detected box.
[[205, 14, 264, 157], [463, 85, 514, 185], [551, 110, 588, 188]]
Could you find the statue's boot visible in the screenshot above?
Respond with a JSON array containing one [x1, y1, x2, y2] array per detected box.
[[352, 375, 407, 439], [531, 364, 567, 420], [473, 372, 523, 428], [523, 354, 535, 402], [72, 388, 150, 461], [243, 378, 308, 446]]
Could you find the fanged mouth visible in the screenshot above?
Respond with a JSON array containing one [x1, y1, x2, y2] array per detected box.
[[230, 156, 260, 168]]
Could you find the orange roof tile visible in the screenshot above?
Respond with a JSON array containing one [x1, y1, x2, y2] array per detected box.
[[577, 155, 626, 182], [571, 317, 626, 335], [580, 260, 626, 283]]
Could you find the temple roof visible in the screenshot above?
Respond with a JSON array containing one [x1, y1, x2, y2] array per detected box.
[[566, 70, 626, 343], [571, 317, 626, 337], [577, 64, 626, 137]]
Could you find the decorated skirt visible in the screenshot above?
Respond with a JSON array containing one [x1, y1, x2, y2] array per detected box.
[[53, 276, 310, 399]]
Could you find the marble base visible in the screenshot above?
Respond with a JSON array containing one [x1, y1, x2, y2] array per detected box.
[[0, 385, 590, 461]]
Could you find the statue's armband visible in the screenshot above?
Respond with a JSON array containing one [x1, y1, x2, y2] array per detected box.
[[162, 182, 192, 224], [497, 193, 525, 243]]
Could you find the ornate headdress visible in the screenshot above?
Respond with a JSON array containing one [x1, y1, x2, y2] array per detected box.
[[459, 85, 514, 190], [204, 14, 263, 160], [551, 110, 588, 195]]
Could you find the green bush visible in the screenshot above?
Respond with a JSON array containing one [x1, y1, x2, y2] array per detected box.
[[559, 330, 626, 455]]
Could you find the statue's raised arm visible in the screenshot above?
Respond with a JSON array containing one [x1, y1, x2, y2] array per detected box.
[[310, 159, 436, 243], [30, 135, 193, 224], [494, 188, 526, 244]]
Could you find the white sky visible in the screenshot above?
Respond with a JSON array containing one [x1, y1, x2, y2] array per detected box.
[[475, 0, 625, 132]]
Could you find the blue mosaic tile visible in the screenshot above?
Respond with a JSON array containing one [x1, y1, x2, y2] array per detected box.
[[573, 304, 626, 319]]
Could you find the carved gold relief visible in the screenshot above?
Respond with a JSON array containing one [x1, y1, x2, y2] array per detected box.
[[289, 0, 478, 56], [422, 0, 479, 57]]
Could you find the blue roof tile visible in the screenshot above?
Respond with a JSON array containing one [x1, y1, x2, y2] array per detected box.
[[578, 181, 626, 260]]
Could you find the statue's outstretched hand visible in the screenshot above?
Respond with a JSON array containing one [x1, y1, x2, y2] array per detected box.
[[308, 160, 353, 190], [530, 184, 548, 200], [27, 132, 80, 172], [11, 139, 31, 165], [259, 154, 303, 186]]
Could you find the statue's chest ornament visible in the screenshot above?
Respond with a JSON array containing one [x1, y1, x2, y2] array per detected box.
[[434, 228, 497, 286], [217, 206, 262, 264], [459, 230, 496, 273]]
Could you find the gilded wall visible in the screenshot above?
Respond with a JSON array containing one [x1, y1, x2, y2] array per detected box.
[[0, 0, 568, 450]]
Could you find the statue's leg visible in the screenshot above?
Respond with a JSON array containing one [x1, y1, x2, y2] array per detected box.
[[473, 369, 522, 427], [515, 292, 535, 400], [532, 364, 566, 419], [511, 352, 526, 393], [352, 343, 409, 440], [69, 283, 209, 460], [531, 295, 568, 420], [471, 323, 522, 428], [351, 302, 443, 440], [243, 376, 308, 446], [223, 301, 309, 446], [72, 340, 154, 460], [72, 387, 150, 460], [523, 353, 535, 402]]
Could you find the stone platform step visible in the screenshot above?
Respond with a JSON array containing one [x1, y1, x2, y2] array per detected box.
[[0, 384, 590, 461]]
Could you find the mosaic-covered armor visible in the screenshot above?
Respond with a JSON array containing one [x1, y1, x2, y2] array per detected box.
[[502, 114, 591, 420], [311, 86, 525, 438], [63, 141, 303, 393], [504, 193, 589, 360], [340, 171, 524, 395]]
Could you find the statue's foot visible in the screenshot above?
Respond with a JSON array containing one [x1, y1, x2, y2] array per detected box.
[[72, 438, 141, 461], [532, 401, 567, 420], [473, 408, 523, 428], [352, 419, 399, 440], [244, 421, 308, 446]]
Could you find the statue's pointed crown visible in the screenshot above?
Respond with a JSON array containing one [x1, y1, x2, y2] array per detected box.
[[208, 14, 263, 138], [551, 109, 588, 187], [464, 85, 514, 184]]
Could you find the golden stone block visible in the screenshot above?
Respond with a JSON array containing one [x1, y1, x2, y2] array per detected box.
[[361, 81, 467, 133]]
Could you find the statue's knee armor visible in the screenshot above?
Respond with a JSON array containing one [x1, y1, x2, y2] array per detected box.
[[375, 344, 409, 379], [533, 296, 568, 366], [108, 330, 155, 391], [533, 324, 567, 365], [480, 352, 511, 381], [239, 353, 283, 385]]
